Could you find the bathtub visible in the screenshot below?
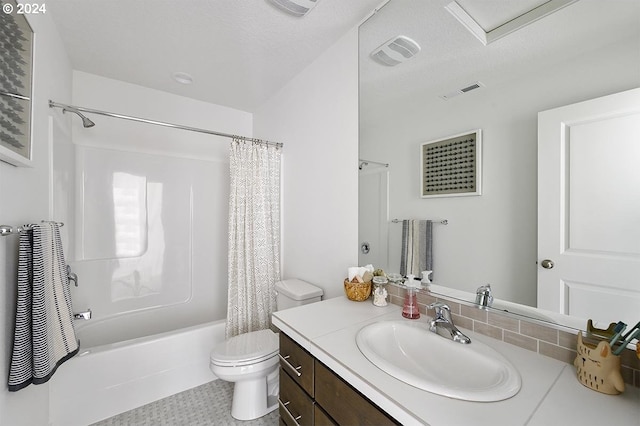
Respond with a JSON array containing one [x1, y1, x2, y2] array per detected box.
[[49, 318, 226, 426]]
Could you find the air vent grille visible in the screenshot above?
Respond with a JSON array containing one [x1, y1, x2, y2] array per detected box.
[[440, 81, 484, 100], [266, 0, 319, 17], [461, 83, 481, 92], [371, 36, 421, 66]]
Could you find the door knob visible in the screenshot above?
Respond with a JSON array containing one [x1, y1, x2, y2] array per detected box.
[[541, 259, 554, 269]]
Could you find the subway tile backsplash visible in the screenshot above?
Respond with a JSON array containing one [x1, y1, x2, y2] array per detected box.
[[387, 284, 640, 388]]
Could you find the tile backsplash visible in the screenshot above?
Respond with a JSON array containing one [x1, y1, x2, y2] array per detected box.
[[387, 284, 640, 388]]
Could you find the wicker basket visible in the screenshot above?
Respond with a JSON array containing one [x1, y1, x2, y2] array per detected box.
[[344, 279, 372, 301]]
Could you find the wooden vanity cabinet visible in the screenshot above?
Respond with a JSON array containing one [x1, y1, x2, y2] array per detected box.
[[278, 332, 398, 426]]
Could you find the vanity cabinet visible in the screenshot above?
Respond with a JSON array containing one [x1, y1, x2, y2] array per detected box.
[[278, 332, 398, 426]]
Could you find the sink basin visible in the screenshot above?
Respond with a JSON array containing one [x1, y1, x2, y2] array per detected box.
[[356, 320, 521, 401]]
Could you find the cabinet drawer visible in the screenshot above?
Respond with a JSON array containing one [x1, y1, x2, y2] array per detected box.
[[315, 361, 398, 426], [279, 367, 314, 426], [280, 333, 314, 396]]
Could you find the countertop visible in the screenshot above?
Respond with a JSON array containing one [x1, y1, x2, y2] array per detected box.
[[272, 296, 640, 426]]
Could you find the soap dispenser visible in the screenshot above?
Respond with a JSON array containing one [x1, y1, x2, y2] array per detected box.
[[402, 275, 420, 319]]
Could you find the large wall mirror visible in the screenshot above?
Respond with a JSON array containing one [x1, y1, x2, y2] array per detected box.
[[359, 0, 640, 329]]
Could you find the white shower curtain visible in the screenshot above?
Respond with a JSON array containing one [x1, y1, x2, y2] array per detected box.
[[226, 138, 282, 338]]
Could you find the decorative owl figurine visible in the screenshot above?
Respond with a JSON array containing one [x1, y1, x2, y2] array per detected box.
[[574, 332, 625, 395]]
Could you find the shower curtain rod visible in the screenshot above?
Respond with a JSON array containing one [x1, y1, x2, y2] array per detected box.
[[48, 101, 283, 148]]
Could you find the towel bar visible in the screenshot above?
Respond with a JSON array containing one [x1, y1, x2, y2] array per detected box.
[[391, 219, 448, 225], [0, 222, 64, 237]]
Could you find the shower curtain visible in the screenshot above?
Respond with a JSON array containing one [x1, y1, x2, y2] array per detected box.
[[226, 138, 282, 338]]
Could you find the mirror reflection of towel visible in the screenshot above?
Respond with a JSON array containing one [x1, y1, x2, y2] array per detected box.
[[8, 222, 79, 391], [400, 220, 433, 278]]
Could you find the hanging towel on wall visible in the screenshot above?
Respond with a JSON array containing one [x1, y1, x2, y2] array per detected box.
[[8, 222, 79, 392], [400, 220, 433, 278]]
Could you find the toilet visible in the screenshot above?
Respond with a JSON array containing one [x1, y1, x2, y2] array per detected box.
[[210, 279, 323, 421]]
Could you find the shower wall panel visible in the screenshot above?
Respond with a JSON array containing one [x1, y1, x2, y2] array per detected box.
[[68, 145, 229, 326]]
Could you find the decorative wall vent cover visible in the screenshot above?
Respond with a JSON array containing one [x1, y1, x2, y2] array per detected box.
[[420, 130, 482, 198]]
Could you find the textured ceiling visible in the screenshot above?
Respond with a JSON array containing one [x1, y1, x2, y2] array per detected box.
[[48, 0, 382, 112], [47, 0, 640, 116], [359, 0, 640, 128]]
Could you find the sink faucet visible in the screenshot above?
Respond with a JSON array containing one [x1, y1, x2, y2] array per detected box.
[[475, 284, 493, 308], [427, 302, 471, 344]]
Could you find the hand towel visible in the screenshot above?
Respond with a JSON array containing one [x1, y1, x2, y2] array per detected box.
[[400, 220, 433, 278], [8, 222, 79, 391]]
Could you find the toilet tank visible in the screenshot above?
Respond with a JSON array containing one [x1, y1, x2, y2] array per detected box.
[[275, 279, 323, 311]]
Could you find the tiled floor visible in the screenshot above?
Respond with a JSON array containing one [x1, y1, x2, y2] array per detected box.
[[92, 380, 279, 426]]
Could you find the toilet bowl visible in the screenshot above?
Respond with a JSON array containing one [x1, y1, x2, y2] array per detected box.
[[210, 279, 323, 420], [210, 329, 279, 420]]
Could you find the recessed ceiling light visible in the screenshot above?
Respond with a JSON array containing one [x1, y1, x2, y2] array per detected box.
[[172, 72, 193, 85], [265, 0, 320, 17]]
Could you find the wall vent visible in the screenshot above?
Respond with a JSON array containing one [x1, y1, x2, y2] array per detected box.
[[440, 81, 484, 100], [266, 0, 320, 17], [371, 36, 421, 66]]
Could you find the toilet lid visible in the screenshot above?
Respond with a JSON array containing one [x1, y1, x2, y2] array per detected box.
[[210, 329, 278, 367]]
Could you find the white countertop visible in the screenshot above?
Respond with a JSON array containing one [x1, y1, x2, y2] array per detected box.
[[272, 296, 640, 426]]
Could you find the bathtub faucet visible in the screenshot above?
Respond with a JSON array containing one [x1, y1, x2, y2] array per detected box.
[[67, 265, 78, 287], [74, 309, 92, 320]]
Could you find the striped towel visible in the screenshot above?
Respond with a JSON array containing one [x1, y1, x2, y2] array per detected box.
[[8, 222, 79, 391], [400, 220, 433, 278]]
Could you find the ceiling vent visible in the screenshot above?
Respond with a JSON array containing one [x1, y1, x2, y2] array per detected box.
[[440, 81, 485, 100], [266, 0, 320, 17], [371, 36, 421, 66]]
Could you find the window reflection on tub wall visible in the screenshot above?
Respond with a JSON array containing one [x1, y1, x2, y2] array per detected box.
[[0, 0, 34, 166], [76, 145, 192, 310]]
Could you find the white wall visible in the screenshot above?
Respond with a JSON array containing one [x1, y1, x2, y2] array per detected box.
[[360, 37, 640, 306], [0, 11, 73, 426], [254, 28, 360, 300]]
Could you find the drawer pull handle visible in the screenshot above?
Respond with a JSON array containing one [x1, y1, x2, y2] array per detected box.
[[279, 354, 302, 377], [278, 398, 302, 425]]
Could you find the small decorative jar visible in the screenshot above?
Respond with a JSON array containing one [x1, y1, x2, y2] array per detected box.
[[372, 276, 389, 307]]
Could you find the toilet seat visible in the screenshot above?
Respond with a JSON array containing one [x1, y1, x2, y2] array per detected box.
[[210, 329, 278, 367]]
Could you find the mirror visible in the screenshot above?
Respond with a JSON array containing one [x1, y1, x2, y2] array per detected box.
[[359, 0, 640, 328]]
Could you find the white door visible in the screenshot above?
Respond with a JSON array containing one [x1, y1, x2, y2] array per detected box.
[[538, 88, 640, 326]]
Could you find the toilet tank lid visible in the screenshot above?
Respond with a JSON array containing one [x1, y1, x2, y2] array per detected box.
[[275, 279, 323, 300]]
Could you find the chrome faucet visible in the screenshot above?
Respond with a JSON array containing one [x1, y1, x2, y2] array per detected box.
[[427, 302, 471, 344], [475, 284, 493, 308], [67, 265, 78, 287], [73, 309, 92, 320]]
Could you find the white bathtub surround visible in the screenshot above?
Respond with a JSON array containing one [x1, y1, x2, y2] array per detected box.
[[226, 138, 282, 338], [49, 320, 225, 426]]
